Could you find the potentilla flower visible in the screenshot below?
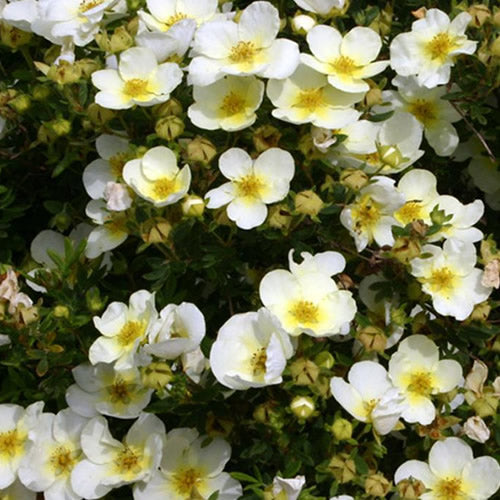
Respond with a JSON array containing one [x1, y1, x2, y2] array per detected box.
[[204, 147, 295, 230], [377, 76, 462, 156], [267, 475, 306, 500], [292, 0, 345, 16], [188, 1, 299, 86], [31, 0, 118, 47], [123, 146, 191, 207], [138, 0, 217, 32], [301, 25, 389, 93], [330, 361, 406, 435], [210, 308, 295, 390], [91, 47, 183, 109], [71, 413, 165, 499], [0, 269, 33, 315], [390, 9, 477, 88], [395, 437, 500, 499], [340, 176, 405, 252], [65, 363, 153, 419], [0, 402, 44, 489], [133, 427, 242, 500], [188, 75, 264, 132], [267, 64, 363, 128], [145, 302, 205, 359], [259, 250, 356, 337], [89, 290, 157, 370], [18, 409, 88, 500], [410, 239, 492, 320], [388, 335, 462, 425], [1, 0, 39, 32]]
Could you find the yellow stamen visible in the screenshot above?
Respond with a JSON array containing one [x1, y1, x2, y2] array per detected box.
[[108, 377, 131, 404], [163, 12, 188, 30], [50, 446, 78, 476], [351, 195, 381, 230], [290, 300, 319, 325], [425, 267, 456, 294], [115, 447, 141, 475], [394, 201, 424, 225], [0, 429, 24, 459], [219, 92, 246, 116], [251, 348, 267, 376], [408, 371, 433, 396], [173, 468, 202, 496], [295, 88, 324, 111], [236, 174, 264, 198], [117, 321, 146, 347], [79, 0, 104, 13], [331, 55, 357, 75], [152, 177, 177, 200], [124, 79, 150, 99], [109, 152, 130, 178], [435, 477, 463, 499], [426, 33, 457, 62], [408, 99, 437, 127], [229, 41, 256, 64]]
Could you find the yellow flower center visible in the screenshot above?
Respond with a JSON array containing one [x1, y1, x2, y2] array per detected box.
[[251, 347, 267, 376], [117, 321, 146, 347], [435, 477, 463, 499], [0, 429, 24, 459], [162, 12, 188, 30], [425, 267, 456, 294], [408, 99, 438, 127], [124, 78, 150, 99], [290, 300, 319, 325], [426, 33, 457, 62], [115, 446, 141, 475], [331, 55, 357, 75], [351, 195, 381, 230], [105, 215, 128, 235], [236, 174, 265, 198], [408, 371, 433, 396], [173, 468, 202, 496], [229, 41, 256, 64], [109, 152, 130, 178], [295, 88, 325, 111], [108, 377, 132, 404], [394, 201, 424, 225], [363, 398, 378, 421], [219, 92, 246, 116], [152, 177, 177, 200], [50, 446, 78, 476], [79, 0, 104, 13]]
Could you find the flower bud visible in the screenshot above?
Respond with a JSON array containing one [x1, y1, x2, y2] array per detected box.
[[364, 87, 383, 108], [358, 326, 387, 352], [289, 358, 320, 386], [291, 13, 317, 35], [397, 478, 426, 499], [378, 144, 405, 169], [153, 98, 183, 118], [185, 136, 217, 164], [9, 94, 30, 113], [252, 124, 282, 152], [467, 301, 491, 322], [32, 85, 51, 101], [331, 418, 352, 441], [468, 5, 491, 27], [52, 212, 72, 232], [365, 473, 391, 497], [87, 103, 115, 125], [463, 415, 490, 443], [38, 119, 71, 143], [0, 23, 31, 48], [141, 362, 173, 390], [181, 195, 205, 217], [109, 25, 134, 52], [141, 218, 172, 244], [47, 61, 82, 85], [294, 190, 324, 216], [340, 169, 368, 191], [253, 402, 284, 429], [205, 412, 234, 438], [53, 305, 70, 319], [313, 351, 334, 369], [391, 237, 422, 264], [267, 204, 292, 231], [85, 287, 104, 313], [328, 454, 356, 483], [75, 58, 101, 78], [155, 115, 185, 141], [472, 394, 498, 418], [290, 396, 316, 420], [492, 35, 500, 57]]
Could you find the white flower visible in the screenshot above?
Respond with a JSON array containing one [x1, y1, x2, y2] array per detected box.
[[138, 0, 217, 32], [1, 0, 38, 32], [0, 269, 33, 315], [18, 409, 88, 500], [390, 9, 477, 88], [89, 290, 157, 370], [410, 239, 492, 321], [65, 363, 153, 419], [0, 479, 36, 500], [0, 402, 44, 489], [133, 427, 242, 500], [181, 346, 208, 384], [395, 437, 500, 499], [267, 64, 363, 128], [291, 14, 316, 34], [259, 250, 356, 337], [103, 182, 132, 211], [32, 0, 118, 47], [329, 497, 353, 500], [188, 1, 299, 86], [292, 0, 345, 16], [463, 416, 490, 443], [330, 361, 406, 435], [340, 176, 405, 252], [71, 413, 165, 499], [302, 25, 388, 93], [188, 75, 264, 132], [145, 302, 206, 359], [84, 200, 128, 259], [388, 335, 462, 425], [82, 133, 133, 201], [210, 308, 295, 390], [269, 475, 306, 500], [123, 146, 191, 207], [92, 47, 183, 109], [378, 76, 462, 156], [205, 148, 295, 230]]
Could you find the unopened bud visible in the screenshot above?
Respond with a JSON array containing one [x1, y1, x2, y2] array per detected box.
[[32, 85, 51, 101], [155, 115, 185, 141], [141, 362, 173, 390], [109, 25, 134, 52], [75, 58, 101, 78], [185, 136, 217, 164], [472, 394, 498, 418], [141, 218, 172, 244], [331, 418, 352, 441], [392, 237, 421, 264], [295, 190, 324, 216], [289, 358, 319, 386], [365, 473, 391, 497], [253, 124, 282, 152], [181, 195, 205, 217], [314, 351, 334, 369], [153, 98, 183, 118], [290, 396, 316, 420], [0, 23, 31, 48], [267, 204, 292, 231], [340, 169, 368, 191], [358, 326, 387, 352], [53, 305, 70, 319], [47, 61, 82, 85], [205, 412, 234, 438], [364, 87, 383, 108], [397, 478, 426, 499], [468, 5, 491, 27], [87, 103, 115, 125], [291, 13, 317, 35], [85, 287, 104, 313], [328, 454, 356, 483], [378, 144, 405, 169], [9, 94, 30, 113]]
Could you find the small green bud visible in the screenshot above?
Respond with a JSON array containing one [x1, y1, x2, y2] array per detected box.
[[365, 473, 391, 497], [53, 305, 70, 319], [32, 85, 51, 101], [9, 94, 31, 113], [289, 358, 320, 386], [314, 351, 335, 369], [290, 396, 316, 420], [85, 287, 104, 313], [181, 195, 205, 217], [294, 190, 324, 216], [331, 418, 353, 441], [155, 115, 185, 141]]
